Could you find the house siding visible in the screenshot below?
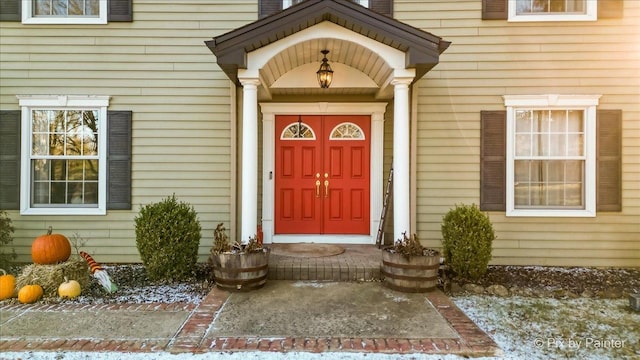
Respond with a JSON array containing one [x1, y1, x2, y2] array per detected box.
[[1, 0, 638, 267], [399, 0, 640, 266], [0, 1, 257, 262]]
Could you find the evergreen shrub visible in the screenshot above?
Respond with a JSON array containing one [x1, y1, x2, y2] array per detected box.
[[135, 195, 201, 281], [441, 204, 495, 280]]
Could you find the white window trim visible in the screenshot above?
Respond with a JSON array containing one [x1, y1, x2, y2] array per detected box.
[[508, 0, 597, 22], [22, 0, 108, 25], [17, 95, 110, 215], [503, 94, 600, 217], [283, 0, 369, 9]]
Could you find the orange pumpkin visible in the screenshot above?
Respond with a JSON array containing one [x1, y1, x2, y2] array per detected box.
[[31, 226, 71, 265], [0, 269, 16, 300], [18, 284, 43, 304]]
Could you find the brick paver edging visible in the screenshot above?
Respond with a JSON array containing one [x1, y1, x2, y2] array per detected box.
[[168, 287, 500, 356], [0, 287, 499, 356], [0, 302, 196, 353]]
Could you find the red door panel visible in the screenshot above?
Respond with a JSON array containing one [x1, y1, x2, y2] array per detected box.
[[323, 116, 370, 234], [275, 115, 370, 235], [275, 115, 322, 234]]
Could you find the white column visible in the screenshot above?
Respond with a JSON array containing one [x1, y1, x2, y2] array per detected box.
[[392, 77, 413, 240], [240, 78, 260, 243]]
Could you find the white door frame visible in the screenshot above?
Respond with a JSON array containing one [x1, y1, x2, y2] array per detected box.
[[260, 102, 387, 244]]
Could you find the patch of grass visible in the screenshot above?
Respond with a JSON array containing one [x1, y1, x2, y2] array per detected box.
[[454, 296, 640, 359]]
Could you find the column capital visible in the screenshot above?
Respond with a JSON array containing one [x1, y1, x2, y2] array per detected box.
[[390, 77, 413, 87], [239, 78, 260, 88]]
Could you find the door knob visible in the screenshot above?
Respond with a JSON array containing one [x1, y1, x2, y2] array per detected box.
[[315, 180, 321, 197], [324, 180, 329, 197]]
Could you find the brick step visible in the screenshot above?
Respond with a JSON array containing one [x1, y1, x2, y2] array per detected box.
[[267, 244, 382, 281]]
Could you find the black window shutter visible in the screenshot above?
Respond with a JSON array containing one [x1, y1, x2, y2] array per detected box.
[[107, 110, 132, 210], [596, 110, 622, 212], [0, 0, 21, 21], [259, 0, 283, 19], [480, 110, 506, 211], [0, 110, 21, 210], [108, 0, 133, 22], [482, 0, 507, 20], [599, 0, 624, 19], [369, 0, 393, 17]]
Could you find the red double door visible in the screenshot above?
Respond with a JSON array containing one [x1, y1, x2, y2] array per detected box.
[[275, 115, 371, 235]]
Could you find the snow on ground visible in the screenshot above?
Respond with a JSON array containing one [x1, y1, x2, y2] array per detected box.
[[3, 295, 638, 360]]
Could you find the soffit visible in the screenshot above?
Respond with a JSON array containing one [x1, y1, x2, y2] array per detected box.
[[205, 0, 450, 94]]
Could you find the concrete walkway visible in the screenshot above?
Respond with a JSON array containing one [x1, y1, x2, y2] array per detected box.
[[0, 281, 498, 357]]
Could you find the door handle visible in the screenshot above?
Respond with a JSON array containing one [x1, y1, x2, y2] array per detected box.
[[324, 180, 329, 197], [315, 180, 321, 197]]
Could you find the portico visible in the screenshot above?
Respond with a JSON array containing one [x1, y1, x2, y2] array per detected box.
[[205, 0, 449, 244]]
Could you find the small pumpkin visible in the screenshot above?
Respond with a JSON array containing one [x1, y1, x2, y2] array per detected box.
[[18, 284, 44, 304], [0, 269, 16, 300], [31, 226, 72, 265], [58, 277, 81, 299]]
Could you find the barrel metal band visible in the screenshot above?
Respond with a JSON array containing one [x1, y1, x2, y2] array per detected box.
[[381, 268, 438, 282], [382, 260, 439, 270]]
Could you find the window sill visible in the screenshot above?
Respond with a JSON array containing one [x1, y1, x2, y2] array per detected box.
[[506, 209, 596, 217], [20, 208, 107, 216]]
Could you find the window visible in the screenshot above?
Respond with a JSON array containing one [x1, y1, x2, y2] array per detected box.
[[508, 0, 597, 21], [23, 0, 108, 24], [283, 0, 369, 9], [281, 122, 316, 139], [504, 95, 600, 217], [330, 122, 365, 140], [18, 95, 109, 215]]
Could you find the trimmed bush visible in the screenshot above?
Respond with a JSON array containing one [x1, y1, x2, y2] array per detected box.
[[441, 204, 495, 281], [0, 211, 16, 270], [135, 195, 202, 281]]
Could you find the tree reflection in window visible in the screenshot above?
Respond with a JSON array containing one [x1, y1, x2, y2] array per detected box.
[[30, 109, 99, 206], [281, 122, 315, 139], [330, 123, 364, 139]]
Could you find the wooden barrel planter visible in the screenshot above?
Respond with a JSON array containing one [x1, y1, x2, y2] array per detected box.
[[211, 248, 270, 292], [381, 249, 440, 293]]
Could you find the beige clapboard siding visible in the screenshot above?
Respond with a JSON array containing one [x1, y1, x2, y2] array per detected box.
[[0, 1, 256, 262], [398, 0, 640, 266]]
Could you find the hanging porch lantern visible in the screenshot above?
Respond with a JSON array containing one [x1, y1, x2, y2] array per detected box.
[[316, 50, 333, 89]]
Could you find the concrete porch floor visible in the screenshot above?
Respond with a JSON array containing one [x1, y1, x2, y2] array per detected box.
[[268, 244, 382, 281]]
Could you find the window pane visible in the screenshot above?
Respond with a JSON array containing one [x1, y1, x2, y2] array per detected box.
[[53, 0, 68, 16], [51, 182, 66, 203], [34, 0, 51, 15], [32, 134, 49, 155], [86, 0, 100, 15], [515, 110, 531, 132], [85, 160, 99, 180], [32, 110, 49, 132], [33, 181, 50, 204], [33, 159, 50, 181], [567, 110, 583, 132], [514, 160, 584, 209], [532, 0, 549, 13], [66, 110, 82, 155], [51, 159, 67, 180], [84, 182, 98, 204], [69, 0, 84, 15], [50, 133, 65, 156], [67, 182, 83, 203], [68, 160, 84, 180], [515, 134, 531, 157], [82, 110, 99, 155], [548, 134, 565, 156], [516, 0, 586, 14], [549, 110, 566, 132]]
